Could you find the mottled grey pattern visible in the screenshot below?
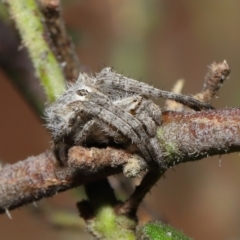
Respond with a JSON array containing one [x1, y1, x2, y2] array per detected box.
[[45, 68, 211, 165]]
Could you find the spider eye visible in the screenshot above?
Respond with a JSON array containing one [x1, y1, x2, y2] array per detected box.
[[77, 89, 89, 96]]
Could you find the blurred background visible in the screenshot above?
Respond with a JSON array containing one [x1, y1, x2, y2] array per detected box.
[[0, 0, 240, 239]]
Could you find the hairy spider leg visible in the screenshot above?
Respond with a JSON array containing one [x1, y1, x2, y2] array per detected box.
[[77, 92, 165, 165], [96, 68, 213, 111], [114, 96, 162, 136]]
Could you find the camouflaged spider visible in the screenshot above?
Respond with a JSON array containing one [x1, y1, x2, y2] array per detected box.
[[45, 67, 212, 167]]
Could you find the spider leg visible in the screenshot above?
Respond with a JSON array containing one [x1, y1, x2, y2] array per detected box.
[[81, 92, 166, 166], [135, 113, 157, 137], [74, 119, 95, 145], [96, 67, 213, 111], [71, 90, 162, 163], [114, 95, 162, 136], [69, 102, 152, 163], [74, 119, 125, 146], [114, 95, 165, 166], [53, 141, 71, 164], [72, 94, 165, 166]]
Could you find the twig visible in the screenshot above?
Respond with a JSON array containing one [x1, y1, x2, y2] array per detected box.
[[38, 0, 81, 81], [165, 61, 230, 112], [164, 79, 185, 111], [0, 109, 240, 214], [116, 170, 165, 218], [0, 147, 146, 214], [158, 108, 240, 165], [194, 60, 230, 103]]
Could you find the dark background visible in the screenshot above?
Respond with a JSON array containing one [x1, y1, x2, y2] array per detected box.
[[0, 1, 240, 239]]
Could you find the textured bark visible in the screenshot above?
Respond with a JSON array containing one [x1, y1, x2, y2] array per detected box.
[[0, 108, 239, 214]]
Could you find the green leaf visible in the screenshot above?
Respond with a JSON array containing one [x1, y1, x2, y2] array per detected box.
[[138, 222, 192, 240]]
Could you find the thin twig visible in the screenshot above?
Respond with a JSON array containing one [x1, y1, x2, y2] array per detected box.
[[38, 0, 81, 81], [195, 60, 230, 103], [116, 170, 165, 218], [165, 61, 231, 112]]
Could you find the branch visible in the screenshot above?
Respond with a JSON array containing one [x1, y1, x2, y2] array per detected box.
[[158, 108, 240, 165], [0, 147, 146, 214], [1, 108, 240, 214]]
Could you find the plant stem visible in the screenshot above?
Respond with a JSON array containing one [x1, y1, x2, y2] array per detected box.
[[5, 0, 66, 102]]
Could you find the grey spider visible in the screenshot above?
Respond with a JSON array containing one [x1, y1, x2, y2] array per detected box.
[[45, 68, 212, 167]]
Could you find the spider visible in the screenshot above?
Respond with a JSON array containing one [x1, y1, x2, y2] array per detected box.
[[45, 67, 212, 167]]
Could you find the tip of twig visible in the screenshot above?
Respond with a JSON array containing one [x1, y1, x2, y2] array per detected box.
[[195, 60, 231, 103], [165, 79, 185, 111], [5, 208, 12, 219]]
